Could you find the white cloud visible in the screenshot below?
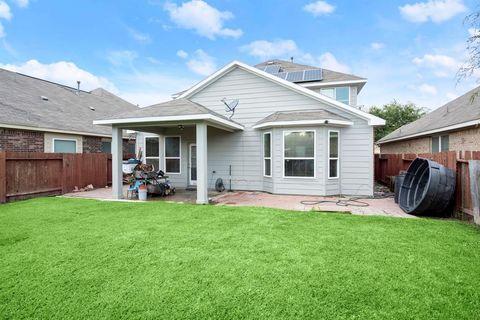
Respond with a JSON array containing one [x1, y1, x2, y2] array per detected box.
[[399, 0, 467, 23], [0, 1, 12, 20], [0, 59, 118, 92], [371, 42, 385, 50], [418, 83, 437, 95], [468, 28, 480, 37], [319, 52, 350, 73], [241, 39, 298, 60], [446, 92, 459, 100], [413, 53, 460, 77], [128, 28, 151, 44], [185, 49, 216, 76], [164, 0, 242, 39], [176, 49, 188, 59], [107, 50, 138, 67], [303, 1, 335, 16], [12, 0, 29, 8], [0, 22, 4, 38]]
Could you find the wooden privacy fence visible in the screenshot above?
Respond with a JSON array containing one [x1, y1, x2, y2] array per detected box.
[[374, 151, 480, 221], [0, 152, 112, 203]]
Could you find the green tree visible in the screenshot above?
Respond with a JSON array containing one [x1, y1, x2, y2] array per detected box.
[[369, 101, 426, 141]]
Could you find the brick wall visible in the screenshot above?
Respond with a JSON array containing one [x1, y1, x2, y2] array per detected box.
[[82, 136, 103, 153], [0, 128, 44, 152], [379, 137, 431, 154], [449, 127, 480, 151]]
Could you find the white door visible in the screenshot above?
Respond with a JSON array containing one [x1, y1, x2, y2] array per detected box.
[[189, 144, 197, 185]]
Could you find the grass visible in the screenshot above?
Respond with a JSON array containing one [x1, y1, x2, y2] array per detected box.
[[0, 198, 479, 320]]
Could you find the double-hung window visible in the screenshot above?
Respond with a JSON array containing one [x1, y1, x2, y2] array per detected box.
[[263, 132, 272, 177], [283, 131, 315, 178], [145, 136, 160, 169], [165, 136, 181, 174], [328, 131, 339, 179], [432, 135, 449, 152]]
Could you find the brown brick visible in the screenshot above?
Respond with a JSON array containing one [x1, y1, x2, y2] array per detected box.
[[0, 128, 44, 152]]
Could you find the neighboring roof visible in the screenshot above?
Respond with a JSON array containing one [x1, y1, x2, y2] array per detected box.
[[0, 68, 138, 137], [177, 60, 385, 126], [254, 59, 366, 84], [94, 98, 244, 131], [253, 110, 353, 129], [378, 86, 480, 144]]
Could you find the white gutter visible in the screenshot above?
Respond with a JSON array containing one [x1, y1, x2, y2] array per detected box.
[[299, 79, 367, 88], [93, 114, 245, 131], [377, 119, 480, 144], [0, 123, 128, 138], [252, 119, 354, 129]]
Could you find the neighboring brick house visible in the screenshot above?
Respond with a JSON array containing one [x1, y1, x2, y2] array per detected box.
[[0, 68, 138, 156], [377, 86, 480, 154]]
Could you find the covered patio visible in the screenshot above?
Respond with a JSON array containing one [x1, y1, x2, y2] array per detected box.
[[93, 99, 244, 204]]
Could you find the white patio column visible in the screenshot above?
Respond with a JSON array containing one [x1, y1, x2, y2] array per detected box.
[[196, 122, 208, 204], [112, 126, 124, 199]]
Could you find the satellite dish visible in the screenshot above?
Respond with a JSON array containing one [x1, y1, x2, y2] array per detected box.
[[221, 98, 239, 119]]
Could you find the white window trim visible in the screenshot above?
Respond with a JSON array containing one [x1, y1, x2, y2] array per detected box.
[[432, 135, 449, 153], [263, 131, 272, 177], [328, 130, 340, 180], [282, 130, 316, 179], [320, 86, 350, 105], [52, 138, 78, 153], [144, 135, 160, 169], [164, 135, 181, 174]]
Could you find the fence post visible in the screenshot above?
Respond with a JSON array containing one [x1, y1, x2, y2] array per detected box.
[[469, 160, 480, 225], [0, 152, 6, 203]]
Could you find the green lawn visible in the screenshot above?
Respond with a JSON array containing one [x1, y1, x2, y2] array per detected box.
[[0, 198, 479, 319]]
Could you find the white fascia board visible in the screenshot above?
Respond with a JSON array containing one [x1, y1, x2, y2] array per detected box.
[[377, 119, 480, 144], [178, 60, 385, 126], [0, 123, 119, 138], [93, 114, 244, 131], [299, 79, 367, 88], [253, 119, 353, 129]]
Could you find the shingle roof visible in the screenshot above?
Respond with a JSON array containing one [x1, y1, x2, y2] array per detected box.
[[0, 68, 138, 136], [378, 86, 480, 143], [254, 59, 366, 83], [255, 109, 351, 126], [97, 98, 242, 126]]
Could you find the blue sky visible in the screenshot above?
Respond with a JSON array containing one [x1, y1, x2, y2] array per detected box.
[[0, 0, 478, 110]]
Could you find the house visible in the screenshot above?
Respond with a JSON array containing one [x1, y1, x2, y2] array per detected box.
[[94, 60, 385, 203], [377, 86, 480, 154], [0, 68, 138, 156]]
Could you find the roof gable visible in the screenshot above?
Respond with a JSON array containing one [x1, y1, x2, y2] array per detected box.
[[178, 61, 384, 126]]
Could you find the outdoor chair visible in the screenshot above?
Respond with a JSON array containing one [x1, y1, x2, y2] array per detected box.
[[127, 181, 142, 199]]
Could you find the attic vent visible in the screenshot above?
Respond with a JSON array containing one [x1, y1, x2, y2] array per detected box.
[[89, 106, 95, 111], [40, 96, 49, 101]]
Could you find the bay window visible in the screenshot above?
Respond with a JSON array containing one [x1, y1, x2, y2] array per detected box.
[[328, 131, 339, 179], [283, 131, 315, 178], [263, 132, 272, 177], [164, 136, 181, 173]]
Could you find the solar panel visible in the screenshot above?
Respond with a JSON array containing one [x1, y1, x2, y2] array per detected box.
[[303, 69, 322, 81], [264, 64, 281, 74], [275, 72, 287, 80], [286, 71, 304, 82]]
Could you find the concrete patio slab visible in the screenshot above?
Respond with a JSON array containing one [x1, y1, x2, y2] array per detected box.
[[63, 187, 413, 219]]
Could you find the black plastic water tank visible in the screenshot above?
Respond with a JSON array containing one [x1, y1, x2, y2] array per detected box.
[[399, 158, 456, 216], [394, 173, 406, 204]]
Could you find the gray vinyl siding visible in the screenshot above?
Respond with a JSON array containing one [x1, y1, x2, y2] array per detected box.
[[188, 67, 373, 196]]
